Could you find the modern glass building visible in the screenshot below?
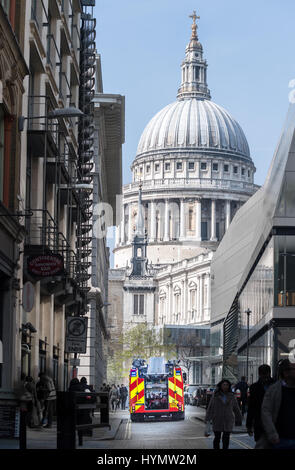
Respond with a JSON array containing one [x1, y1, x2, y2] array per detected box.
[[211, 102, 295, 384]]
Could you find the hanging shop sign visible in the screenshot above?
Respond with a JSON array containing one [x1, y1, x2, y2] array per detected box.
[[27, 254, 64, 277], [65, 316, 88, 354]]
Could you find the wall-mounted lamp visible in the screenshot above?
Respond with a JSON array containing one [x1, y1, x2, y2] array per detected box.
[[18, 107, 84, 131]]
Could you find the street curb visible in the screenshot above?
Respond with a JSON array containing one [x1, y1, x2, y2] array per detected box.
[[91, 418, 123, 441], [194, 416, 248, 434]]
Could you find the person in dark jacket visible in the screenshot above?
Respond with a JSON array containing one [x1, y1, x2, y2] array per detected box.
[[36, 373, 56, 428], [246, 364, 275, 442], [258, 359, 295, 449], [234, 376, 248, 416], [69, 378, 92, 446], [205, 379, 242, 450], [120, 384, 128, 410]]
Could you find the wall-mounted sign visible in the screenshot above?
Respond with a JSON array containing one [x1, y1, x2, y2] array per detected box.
[[65, 317, 88, 353], [23, 281, 35, 312], [27, 254, 64, 277]]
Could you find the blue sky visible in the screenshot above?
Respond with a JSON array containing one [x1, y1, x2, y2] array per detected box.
[[94, 0, 295, 261]]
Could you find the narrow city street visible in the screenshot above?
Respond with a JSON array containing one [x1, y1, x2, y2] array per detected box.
[[24, 405, 255, 450], [82, 406, 255, 450]]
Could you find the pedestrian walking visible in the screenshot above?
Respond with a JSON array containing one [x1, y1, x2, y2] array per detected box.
[[256, 359, 295, 449], [120, 384, 128, 410], [24, 376, 41, 427], [246, 364, 275, 442], [80, 376, 95, 423], [234, 376, 248, 417], [110, 384, 119, 411], [116, 385, 121, 410], [36, 372, 56, 428], [69, 378, 85, 446], [205, 379, 242, 450]]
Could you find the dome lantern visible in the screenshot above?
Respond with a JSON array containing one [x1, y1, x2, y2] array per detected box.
[[177, 11, 211, 101]]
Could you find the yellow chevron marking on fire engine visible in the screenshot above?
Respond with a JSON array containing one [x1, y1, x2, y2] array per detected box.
[[130, 376, 138, 402], [137, 380, 144, 404], [175, 384, 183, 397]]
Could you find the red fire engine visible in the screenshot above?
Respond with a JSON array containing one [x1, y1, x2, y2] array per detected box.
[[129, 357, 185, 421]]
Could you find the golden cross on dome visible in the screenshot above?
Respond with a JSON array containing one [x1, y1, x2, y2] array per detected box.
[[189, 10, 200, 39]]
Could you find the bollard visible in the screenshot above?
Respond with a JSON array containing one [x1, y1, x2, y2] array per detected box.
[[19, 409, 27, 450], [56, 391, 76, 449], [100, 392, 109, 425]]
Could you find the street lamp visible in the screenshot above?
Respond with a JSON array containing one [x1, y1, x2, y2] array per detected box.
[[245, 308, 252, 381], [18, 106, 84, 131]]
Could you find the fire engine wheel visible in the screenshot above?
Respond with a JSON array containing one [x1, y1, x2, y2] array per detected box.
[[130, 414, 144, 422], [174, 411, 185, 420]]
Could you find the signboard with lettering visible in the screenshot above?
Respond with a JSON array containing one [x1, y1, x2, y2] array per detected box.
[[65, 317, 88, 353], [0, 404, 19, 439], [27, 254, 64, 277]]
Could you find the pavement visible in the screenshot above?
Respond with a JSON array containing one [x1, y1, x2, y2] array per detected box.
[[0, 407, 248, 449], [0, 410, 125, 450], [193, 405, 248, 434]]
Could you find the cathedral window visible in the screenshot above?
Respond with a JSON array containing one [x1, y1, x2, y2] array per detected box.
[[248, 169, 251, 178], [193, 66, 200, 81], [146, 165, 150, 173], [242, 168, 245, 176], [212, 163, 218, 172], [188, 162, 195, 170], [155, 163, 160, 172], [188, 209, 194, 231], [134, 294, 144, 315], [200, 162, 207, 171], [165, 162, 170, 171], [233, 166, 238, 174], [176, 162, 182, 170], [224, 164, 229, 173]]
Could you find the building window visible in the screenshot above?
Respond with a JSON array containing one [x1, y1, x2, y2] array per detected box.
[[39, 340, 47, 374], [0, 108, 4, 201], [146, 165, 150, 173], [248, 169, 251, 178], [212, 163, 218, 172], [224, 164, 229, 173], [165, 162, 170, 171], [234, 166, 238, 174], [242, 168, 245, 176], [201, 221, 208, 240], [188, 162, 195, 170], [155, 163, 160, 172], [53, 346, 59, 390], [188, 209, 194, 231], [200, 162, 207, 171], [176, 162, 182, 170], [134, 294, 144, 315]]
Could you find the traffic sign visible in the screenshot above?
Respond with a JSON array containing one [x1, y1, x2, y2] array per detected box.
[[65, 316, 88, 353]]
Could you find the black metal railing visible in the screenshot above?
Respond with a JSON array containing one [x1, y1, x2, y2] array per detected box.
[[57, 391, 110, 449]]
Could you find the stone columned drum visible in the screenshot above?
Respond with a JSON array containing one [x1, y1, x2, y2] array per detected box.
[[114, 16, 258, 268]]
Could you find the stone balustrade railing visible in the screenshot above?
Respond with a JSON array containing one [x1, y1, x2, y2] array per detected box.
[[123, 178, 259, 194]]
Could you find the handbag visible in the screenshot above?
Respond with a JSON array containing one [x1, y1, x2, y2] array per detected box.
[[204, 421, 212, 437]]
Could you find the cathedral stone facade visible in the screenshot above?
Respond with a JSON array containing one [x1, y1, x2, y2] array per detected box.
[[108, 13, 259, 382]]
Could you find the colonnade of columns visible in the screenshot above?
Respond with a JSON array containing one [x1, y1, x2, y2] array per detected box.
[[158, 272, 210, 325], [116, 197, 237, 246]]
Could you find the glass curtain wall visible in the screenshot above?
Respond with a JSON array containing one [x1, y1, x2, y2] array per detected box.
[[274, 234, 295, 306], [239, 237, 274, 343]]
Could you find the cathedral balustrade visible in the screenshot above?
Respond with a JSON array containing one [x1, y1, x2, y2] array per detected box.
[[123, 178, 259, 195]]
